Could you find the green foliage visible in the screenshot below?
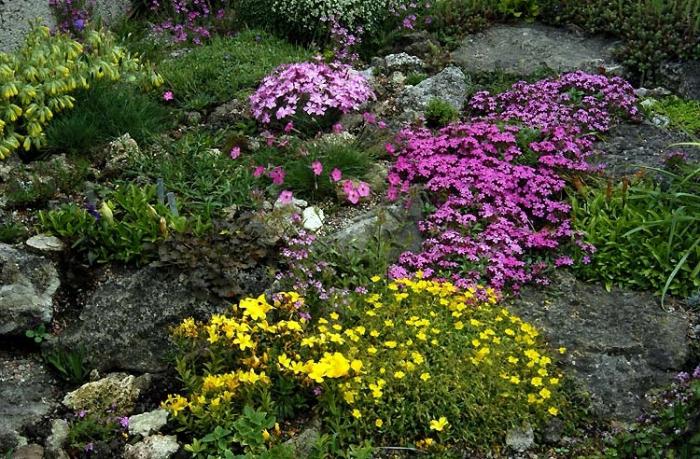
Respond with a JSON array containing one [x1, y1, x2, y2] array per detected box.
[[25, 324, 49, 343], [539, 0, 700, 84], [44, 345, 90, 385], [496, 0, 540, 18], [39, 183, 194, 264], [570, 162, 700, 300], [257, 140, 376, 202], [66, 411, 120, 452], [651, 97, 700, 137], [0, 222, 27, 243], [157, 212, 279, 299], [425, 98, 460, 128], [184, 408, 296, 459], [126, 129, 257, 220], [0, 22, 162, 159], [45, 81, 170, 154], [158, 30, 311, 110], [405, 72, 428, 86], [605, 377, 700, 458]]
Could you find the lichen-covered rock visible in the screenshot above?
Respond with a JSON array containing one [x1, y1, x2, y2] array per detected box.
[[511, 271, 691, 421], [123, 435, 179, 459], [451, 24, 618, 76], [373, 52, 425, 74], [128, 409, 169, 438], [0, 243, 59, 335], [45, 419, 69, 459], [62, 373, 150, 414], [25, 235, 65, 253], [52, 267, 223, 373], [0, 353, 61, 452], [398, 66, 467, 114]]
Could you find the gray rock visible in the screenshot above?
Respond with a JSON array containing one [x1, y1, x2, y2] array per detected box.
[[183, 111, 203, 126], [511, 271, 691, 421], [62, 372, 150, 414], [284, 419, 320, 458], [382, 53, 425, 74], [25, 235, 65, 252], [11, 444, 43, 459], [591, 122, 698, 175], [44, 420, 69, 459], [52, 267, 222, 373], [399, 66, 467, 113], [651, 114, 670, 128], [505, 423, 534, 452], [451, 24, 618, 76], [128, 409, 169, 438], [123, 435, 180, 459], [0, 243, 59, 335], [0, 353, 61, 452], [208, 99, 248, 127], [661, 61, 700, 101], [103, 134, 140, 177], [329, 196, 424, 260]]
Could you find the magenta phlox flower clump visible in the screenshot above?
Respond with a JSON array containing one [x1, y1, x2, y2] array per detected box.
[[388, 72, 638, 291], [250, 61, 375, 126]]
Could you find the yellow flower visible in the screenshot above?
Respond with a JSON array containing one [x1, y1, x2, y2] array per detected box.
[[234, 332, 254, 351], [375, 418, 383, 428], [330, 312, 340, 320], [420, 372, 431, 381], [239, 295, 271, 321], [351, 360, 363, 373], [549, 377, 560, 385], [558, 347, 566, 354], [530, 377, 543, 387], [539, 388, 551, 399], [507, 356, 519, 364], [548, 406, 559, 416], [262, 429, 270, 441], [509, 376, 520, 385], [429, 417, 449, 431], [352, 409, 362, 419], [394, 371, 406, 379], [370, 330, 380, 337], [454, 321, 464, 330], [367, 346, 378, 355], [278, 354, 291, 368], [384, 341, 397, 348], [371, 275, 381, 282], [163, 394, 189, 416]]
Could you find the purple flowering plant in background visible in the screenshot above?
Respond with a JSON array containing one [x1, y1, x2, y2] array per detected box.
[[387, 71, 638, 292], [148, 0, 229, 44], [49, 0, 95, 37]]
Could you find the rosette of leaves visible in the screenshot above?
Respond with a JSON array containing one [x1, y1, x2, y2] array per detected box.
[[157, 212, 280, 298]]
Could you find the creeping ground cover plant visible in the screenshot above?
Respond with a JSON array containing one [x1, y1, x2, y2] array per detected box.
[[163, 274, 567, 453], [386, 71, 639, 291]]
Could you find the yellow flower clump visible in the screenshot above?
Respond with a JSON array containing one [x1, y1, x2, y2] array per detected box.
[[162, 276, 566, 448]]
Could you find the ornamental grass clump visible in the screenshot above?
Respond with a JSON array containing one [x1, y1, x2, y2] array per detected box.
[[386, 72, 638, 291], [249, 61, 374, 132], [163, 275, 566, 451]]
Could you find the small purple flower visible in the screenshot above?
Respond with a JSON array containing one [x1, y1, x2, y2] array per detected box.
[[84, 442, 94, 453], [73, 18, 85, 31], [118, 416, 129, 429], [77, 409, 87, 418]]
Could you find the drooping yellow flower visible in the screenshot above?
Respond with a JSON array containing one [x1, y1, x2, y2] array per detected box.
[[429, 417, 449, 431]]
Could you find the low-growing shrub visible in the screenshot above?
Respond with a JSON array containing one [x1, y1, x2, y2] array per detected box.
[[158, 31, 311, 110], [570, 161, 700, 300], [649, 96, 700, 137], [163, 275, 567, 452], [0, 23, 162, 160], [424, 97, 460, 128], [45, 82, 170, 154], [39, 183, 194, 264]]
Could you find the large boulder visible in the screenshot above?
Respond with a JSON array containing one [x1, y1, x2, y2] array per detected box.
[[451, 24, 619, 76], [0, 243, 59, 336], [661, 60, 700, 102], [52, 267, 225, 373], [62, 372, 151, 414], [511, 271, 691, 421], [0, 352, 62, 452]]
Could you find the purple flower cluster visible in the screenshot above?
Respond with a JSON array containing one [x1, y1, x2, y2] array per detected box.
[[249, 60, 375, 126], [49, 0, 94, 36], [149, 0, 227, 44], [387, 72, 638, 291]]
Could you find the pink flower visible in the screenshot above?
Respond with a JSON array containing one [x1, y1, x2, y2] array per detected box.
[[311, 160, 323, 176], [253, 165, 265, 178], [378, 120, 388, 129], [356, 181, 371, 197], [346, 189, 360, 205], [163, 91, 174, 101], [284, 121, 295, 133], [278, 190, 293, 205], [330, 168, 342, 182], [385, 143, 396, 154], [332, 123, 344, 133], [230, 146, 241, 159], [362, 112, 377, 124], [342, 179, 354, 194], [268, 166, 285, 185]]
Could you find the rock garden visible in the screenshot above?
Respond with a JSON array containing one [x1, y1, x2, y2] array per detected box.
[[0, 0, 699, 458]]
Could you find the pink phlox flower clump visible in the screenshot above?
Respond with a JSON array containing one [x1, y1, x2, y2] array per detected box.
[[250, 61, 375, 126], [388, 72, 638, 291]]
